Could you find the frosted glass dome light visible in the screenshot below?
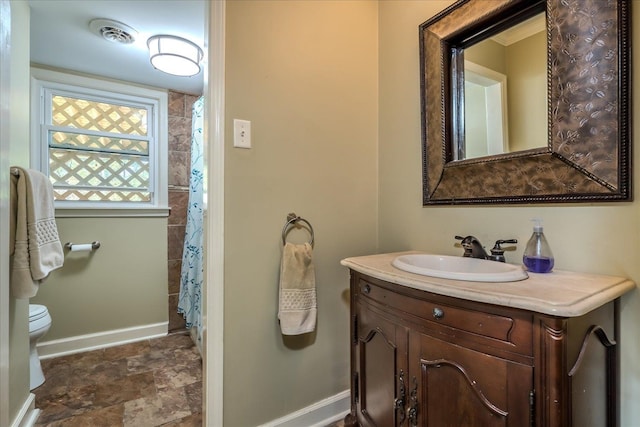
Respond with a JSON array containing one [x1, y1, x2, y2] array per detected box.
[[147, 35, 203, 77]]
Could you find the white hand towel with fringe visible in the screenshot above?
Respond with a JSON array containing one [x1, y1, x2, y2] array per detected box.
[[10, 167, 64, 298], [278, 242, 317, 335]]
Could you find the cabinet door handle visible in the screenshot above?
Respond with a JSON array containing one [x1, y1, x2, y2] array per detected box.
[[395, 369, 406, 424], [408, 407, 418, 426], [408, 376, 418, 426], [433, 307, 444, 319], [394, 398, 406, 423], [363, 284, 371, 294]]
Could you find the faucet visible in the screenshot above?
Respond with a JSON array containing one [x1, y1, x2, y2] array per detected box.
[[487, 239, 518, 262], [455, 235, 518, 262], [455, 235, 488, 259]]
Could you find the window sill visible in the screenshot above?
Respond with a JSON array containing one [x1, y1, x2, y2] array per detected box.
[[55, 207, 170, 218]]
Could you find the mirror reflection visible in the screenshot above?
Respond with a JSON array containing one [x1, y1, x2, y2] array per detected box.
[[460, 12, 547, 160]]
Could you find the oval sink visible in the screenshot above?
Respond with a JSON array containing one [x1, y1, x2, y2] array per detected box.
[[392, 254, 528, 282]]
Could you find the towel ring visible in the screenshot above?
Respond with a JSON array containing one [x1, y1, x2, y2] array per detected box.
[[282, 213, 314, 247]]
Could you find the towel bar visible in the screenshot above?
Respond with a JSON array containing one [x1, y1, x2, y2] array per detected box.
[[282, 213, 314, 246]]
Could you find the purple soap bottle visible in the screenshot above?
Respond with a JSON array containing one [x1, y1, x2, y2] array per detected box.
[[523, 219, 554, 273]]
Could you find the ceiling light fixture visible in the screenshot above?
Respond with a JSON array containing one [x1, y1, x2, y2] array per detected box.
[[147, 35, 203, 77]]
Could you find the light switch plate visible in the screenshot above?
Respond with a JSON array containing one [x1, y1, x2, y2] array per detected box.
[[233, 119, 251, 148]]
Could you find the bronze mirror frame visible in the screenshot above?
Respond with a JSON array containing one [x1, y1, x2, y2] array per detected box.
[[419, 0, 631, 205]]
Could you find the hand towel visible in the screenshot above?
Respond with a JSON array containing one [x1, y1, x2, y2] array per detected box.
[[10, 167, 64, 298], [278, 242, 317, 335]]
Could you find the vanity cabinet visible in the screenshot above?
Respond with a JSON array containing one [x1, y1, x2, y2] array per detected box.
[[345, 270, 621, 427]]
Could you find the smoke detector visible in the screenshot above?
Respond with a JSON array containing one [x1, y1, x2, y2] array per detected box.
[[89, 19, 138, 44]]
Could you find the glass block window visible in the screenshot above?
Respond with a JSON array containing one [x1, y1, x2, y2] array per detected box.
[[46, 94, 153, 203], [32, 68, 168, 214]]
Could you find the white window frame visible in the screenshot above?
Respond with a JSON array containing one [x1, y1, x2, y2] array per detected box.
[[31, 67, 169, 218]]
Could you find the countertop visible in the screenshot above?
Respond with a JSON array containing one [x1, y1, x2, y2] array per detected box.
[[341, 251, 636, 317]]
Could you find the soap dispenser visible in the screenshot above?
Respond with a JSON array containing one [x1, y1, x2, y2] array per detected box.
[[523, 219, 554, 273]]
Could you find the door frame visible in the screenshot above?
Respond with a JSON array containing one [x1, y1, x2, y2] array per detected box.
[[0, 0, 11, 424], [0, 1, 227, 426], [205, 0, 225, 426]]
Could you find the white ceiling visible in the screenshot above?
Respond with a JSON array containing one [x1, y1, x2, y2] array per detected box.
[[28, 0, 206, 95]]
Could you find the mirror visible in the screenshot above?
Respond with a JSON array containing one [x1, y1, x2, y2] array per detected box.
[[419, 0, 631, 204], [460, 12, 547, 159]]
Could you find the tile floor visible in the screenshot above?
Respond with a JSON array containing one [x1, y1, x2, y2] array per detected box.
[[33, 332, 202, 427]]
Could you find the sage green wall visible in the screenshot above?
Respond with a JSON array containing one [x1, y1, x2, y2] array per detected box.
[[31, 217, 168, 341], [378, 1, 640, 425], [464, 39, 506, 74], [224, 1, 378, 425], [506, 31, 547, 152], [8, 0, 30, 421]]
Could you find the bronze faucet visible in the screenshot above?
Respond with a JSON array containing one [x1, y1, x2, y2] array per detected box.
[[455, 235, 517, 262]]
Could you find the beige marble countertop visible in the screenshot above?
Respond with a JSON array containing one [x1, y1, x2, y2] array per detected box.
[[341, 251, 636, 317]]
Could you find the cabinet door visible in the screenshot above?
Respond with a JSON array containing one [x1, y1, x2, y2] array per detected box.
[[409, 332, 533, 427], [356, 302, 408, 427]]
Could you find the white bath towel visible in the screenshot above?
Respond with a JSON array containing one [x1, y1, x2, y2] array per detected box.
[[10, 167, 64, 298], [278, 242, 317, 335]]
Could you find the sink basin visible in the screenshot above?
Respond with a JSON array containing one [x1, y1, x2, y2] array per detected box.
[[392, 254, 528, 282]]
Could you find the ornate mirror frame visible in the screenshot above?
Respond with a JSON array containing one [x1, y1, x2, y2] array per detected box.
[[419, 0, 631, 205]]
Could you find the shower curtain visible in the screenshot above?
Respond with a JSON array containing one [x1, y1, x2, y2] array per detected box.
[[178, 96, 204, 340]]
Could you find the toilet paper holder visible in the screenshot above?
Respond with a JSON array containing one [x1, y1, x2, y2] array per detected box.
[[64, 241, 101, 252]]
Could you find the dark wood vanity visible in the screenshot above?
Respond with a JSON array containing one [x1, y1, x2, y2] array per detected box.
[[342, 253, 635, 427]]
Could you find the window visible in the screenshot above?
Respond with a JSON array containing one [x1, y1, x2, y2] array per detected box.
[[31, 68, 168, 217]]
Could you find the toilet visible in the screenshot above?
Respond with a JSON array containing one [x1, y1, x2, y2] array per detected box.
[[29, 304, 52, 390]]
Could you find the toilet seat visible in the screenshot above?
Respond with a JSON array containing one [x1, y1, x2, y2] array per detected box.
[[29, 304, 51, 334], [29, 304, 48, 322]]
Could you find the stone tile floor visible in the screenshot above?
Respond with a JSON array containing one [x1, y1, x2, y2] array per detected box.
[[33, 332, 202, 426]]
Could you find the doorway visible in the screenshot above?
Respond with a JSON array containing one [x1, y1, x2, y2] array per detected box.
[[0, 1, 225, 426]]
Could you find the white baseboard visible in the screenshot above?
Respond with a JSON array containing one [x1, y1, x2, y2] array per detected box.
[[259, 390, 350, 427], [11, 393, 39, 427], [37, 322, 169, 359]]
